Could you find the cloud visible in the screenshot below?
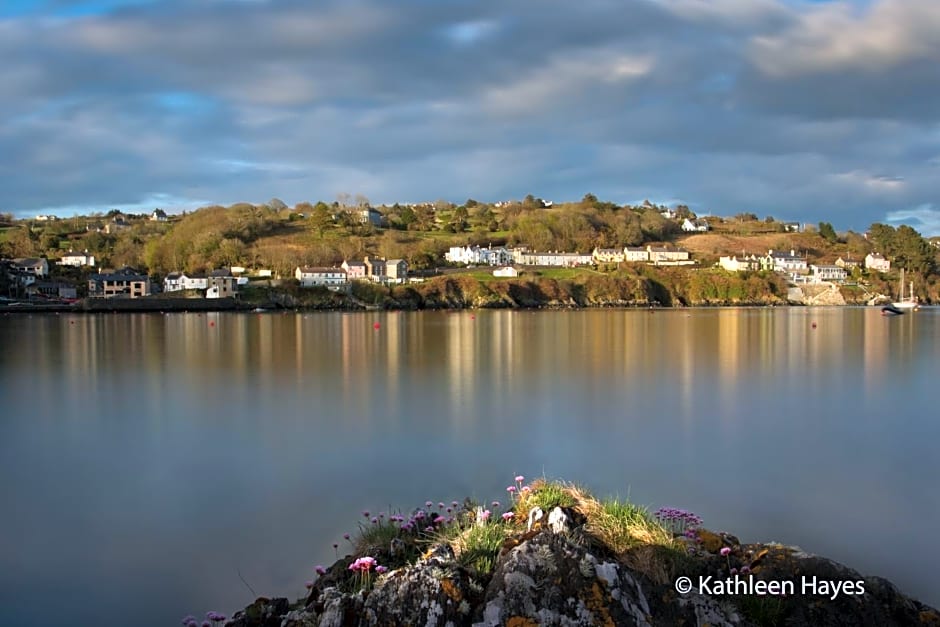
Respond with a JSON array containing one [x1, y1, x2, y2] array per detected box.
[[750, 0, 940, 76], [0, 0, 937, 235], [885, 205, 940, 237]]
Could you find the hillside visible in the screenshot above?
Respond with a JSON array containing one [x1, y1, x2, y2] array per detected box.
[[2, 199, 938, 305]]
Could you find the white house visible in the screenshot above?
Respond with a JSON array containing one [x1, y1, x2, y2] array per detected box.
[[810, 264, 848, 283], [623, 247, 650, 262], [445, 245, 511, 266], [865, 252, 891, 272], [206, 268, 237, 298], [493, 266, 519, 277], [386, 259, 408, 284], [12, 258, 48, 277], [719, 255, 760, 272], [295, 266, 347, 288], [766, 250, 807, 273], [511, 250, 594, 267], [150, 209, 168, 222], [163, 272, 208, 292], [592, 247, 625, 263], [58, 251, 95, 267], [445, 246, 477, 264], [681, 218, 709, 232], [647, 246, 691, 263]]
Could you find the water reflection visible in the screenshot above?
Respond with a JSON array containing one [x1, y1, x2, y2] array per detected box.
[[0, 309, 938, 626]]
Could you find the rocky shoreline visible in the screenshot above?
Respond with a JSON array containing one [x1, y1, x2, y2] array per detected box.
[[193, 479, 939, 627]]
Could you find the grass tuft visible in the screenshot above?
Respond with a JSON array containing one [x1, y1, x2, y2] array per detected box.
[[451, 523, 511, 576], [592, 499, 676, 553], [513, 478, 577, 517]]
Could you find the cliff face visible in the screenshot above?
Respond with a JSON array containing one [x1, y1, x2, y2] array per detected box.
[[388, 270, 789, 310], [216, 482, 938, 627]]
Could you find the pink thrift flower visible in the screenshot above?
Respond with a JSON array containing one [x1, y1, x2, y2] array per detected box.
[[502, 512, 514, 521], [515, 475, 525, 483], [315, 565, 326, 575], [375, 565, 388, 574], [520, 486, 531, 494], [305, 581, 314, 589], [434, 515, 446, 524], [481, 510, 491, 521], [720, 547, 731, 556], [506, 486, 516, 493]]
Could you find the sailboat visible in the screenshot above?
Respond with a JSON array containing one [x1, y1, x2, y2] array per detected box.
[[892, 268, 919, 310]]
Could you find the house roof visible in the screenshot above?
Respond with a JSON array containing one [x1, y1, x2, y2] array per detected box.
[[343, 260, 366, 267], [208, 268, 233, 277], [90, 272, 149, 282], [298, 267, 346, 274], [13, 258, 45, 267]]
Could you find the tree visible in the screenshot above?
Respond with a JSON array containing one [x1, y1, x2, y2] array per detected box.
[[581, 193, 598, 208], [818, 222, 838, 243], [523, 194, 542, 209], [413, 205, 436, 231], [868, 223, 936, 276], [675, 205, 695, 220], [4, 227, 39, 257], [310, 202, 334, 236], [449, 207, 469, 232]]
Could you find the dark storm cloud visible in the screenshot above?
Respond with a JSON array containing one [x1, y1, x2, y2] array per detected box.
[[1, 0, 938, 233]]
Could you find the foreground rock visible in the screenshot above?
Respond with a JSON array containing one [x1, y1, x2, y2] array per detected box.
[[223, 498, 939, 627]]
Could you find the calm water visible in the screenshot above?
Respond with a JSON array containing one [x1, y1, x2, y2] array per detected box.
[[1, 308, 938, 625]]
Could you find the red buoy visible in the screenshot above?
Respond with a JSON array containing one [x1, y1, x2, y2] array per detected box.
[[373, 322, 380, 330]]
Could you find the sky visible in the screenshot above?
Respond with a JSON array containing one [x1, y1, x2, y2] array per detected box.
[[1, 0, 939, 234]]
